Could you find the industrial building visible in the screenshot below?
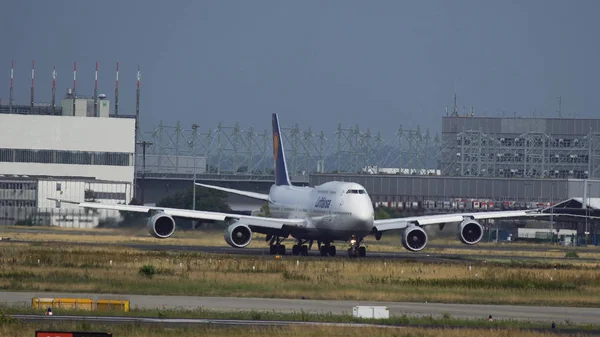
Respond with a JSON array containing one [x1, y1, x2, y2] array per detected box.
[[439, 116, 600, 179], [0, 60, 137, 226], [0, 112, 136, 226], [0, 176, 131, 227], [0, 113, 135, 183]]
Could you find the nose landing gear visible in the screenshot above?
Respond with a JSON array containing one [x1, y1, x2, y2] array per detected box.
[[347, 235, 366, 258]]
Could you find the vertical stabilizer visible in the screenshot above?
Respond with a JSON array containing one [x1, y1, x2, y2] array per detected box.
[[272, 113, 291, 186]]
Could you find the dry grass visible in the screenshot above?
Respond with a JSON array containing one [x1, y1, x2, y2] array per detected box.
[[0, 322, 594, 337], [3, 225, 598, 261], [2, 243, 600, 306]]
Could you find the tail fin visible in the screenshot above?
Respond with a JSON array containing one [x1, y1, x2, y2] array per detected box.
[[272, 113, 291, 186]]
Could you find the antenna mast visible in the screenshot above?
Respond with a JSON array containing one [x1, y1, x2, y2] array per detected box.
[[94, 61, 99, 117], [30, 60, 35, 113], [52, 65, 56, 114], [9, 60, 13, 114], [72, 62, 77, 115], [114, 62, 119, 116]]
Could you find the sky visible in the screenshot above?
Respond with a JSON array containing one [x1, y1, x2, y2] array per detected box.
[[1, 0, 599, 138]]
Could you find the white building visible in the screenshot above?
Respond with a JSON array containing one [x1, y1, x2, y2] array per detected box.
[[0, 114, 135, 184], [0, 177, 131, 228], [0, 113, 136, 227]]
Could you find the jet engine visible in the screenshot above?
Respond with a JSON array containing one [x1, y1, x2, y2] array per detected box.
[[224, 223, 253, 248], [146, 212, 176, 239], [458, 219, 484, 245], [401, 225, 428, 252]]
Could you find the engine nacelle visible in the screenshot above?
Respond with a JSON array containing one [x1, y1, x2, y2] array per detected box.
[[458, 219, 483, 245], [146, 213, 176, 239], [401, 225, 428, 252], [224, 223, 253, 248]]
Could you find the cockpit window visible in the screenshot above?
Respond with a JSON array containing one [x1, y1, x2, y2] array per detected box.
[[346, 189, 367, 194]]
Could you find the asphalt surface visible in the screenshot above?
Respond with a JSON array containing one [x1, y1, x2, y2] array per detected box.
[[2, 291, 600, 324], [3, 226, 599, 252], [4, 238, 599, 264], [9, 314, 598, 335]]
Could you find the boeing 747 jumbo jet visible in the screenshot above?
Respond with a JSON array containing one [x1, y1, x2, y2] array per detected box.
[[73, 113, 555, 257]]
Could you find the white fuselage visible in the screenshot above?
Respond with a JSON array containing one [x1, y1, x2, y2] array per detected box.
[[266, 181, 375, 241]]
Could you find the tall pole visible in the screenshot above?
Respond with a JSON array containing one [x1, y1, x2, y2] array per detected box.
[[136, 65, 141, 137], [72, 62, 77, 115], [94, 61, 98, 117], [52, 65, 56, 114], [584, 180, 589, 245], [9, 60, 13, 114], [136, 141, 153, 205], [192, 123, 199, 210], [133, 65, 141, 200], [30, 60, 34, 113], [550, 182, 555, 243], [114, 62, 119, 116]]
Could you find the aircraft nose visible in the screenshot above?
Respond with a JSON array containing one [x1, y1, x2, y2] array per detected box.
[[356, 203, 374, 227]]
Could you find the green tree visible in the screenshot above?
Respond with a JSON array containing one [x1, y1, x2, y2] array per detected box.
[[156, 186, 231, 212], [157, 186, 232, 230], [118, 197, 145, 227], [375, 207, 391, 220], [258, 203, 272, 217]]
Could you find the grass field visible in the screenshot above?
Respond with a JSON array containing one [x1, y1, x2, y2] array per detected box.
[[2, 321, 591, 337], [3, 225, 599, 261], [1, 303, 597, 330], [1, 242, 600, 306]]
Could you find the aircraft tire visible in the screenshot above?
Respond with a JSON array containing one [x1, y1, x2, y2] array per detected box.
[[328, 245, 336, 257], [319, 246, 327, 256], [359, 246, 366, 257], [292, 245, 299, 255], [277, 245, 286, 255], [301, 245, 308, 256]]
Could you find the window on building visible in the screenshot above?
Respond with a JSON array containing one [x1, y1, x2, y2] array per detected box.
[[0, 148, 131, 166]]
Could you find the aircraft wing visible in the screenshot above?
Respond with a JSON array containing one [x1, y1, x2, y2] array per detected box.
[[75, 201, 305, 231], [195, 183, 270, 202], [373, 210, 552, 232]]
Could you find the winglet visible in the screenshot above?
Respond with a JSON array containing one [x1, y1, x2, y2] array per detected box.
[[272, 113, 291, 186]]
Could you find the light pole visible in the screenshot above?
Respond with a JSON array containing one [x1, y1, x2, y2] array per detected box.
[[550, 181, 557, 243], [191, 124, 199, 210], [584, 180, 590, 246], [136, 141, 153, 205]]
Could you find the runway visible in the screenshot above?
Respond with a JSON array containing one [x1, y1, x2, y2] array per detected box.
[[3, 226, 598, 253], [8, 314, 599, 335], [4, 238, 599, 263], [2, 291, 600, 324]]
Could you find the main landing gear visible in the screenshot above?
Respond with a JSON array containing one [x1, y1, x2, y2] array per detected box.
[[292, 239, 310, 256], [267, 235, 286, 255], [318, 242, 337, 257], [347, 236, 366, 258]]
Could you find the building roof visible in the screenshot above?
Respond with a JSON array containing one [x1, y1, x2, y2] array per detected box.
[[540, 197, 600, 220], [551, 197, 600, 210], [0, 174, 129, 184]]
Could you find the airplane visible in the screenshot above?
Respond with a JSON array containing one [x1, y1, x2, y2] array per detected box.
[[69, 113, 560, 257]]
